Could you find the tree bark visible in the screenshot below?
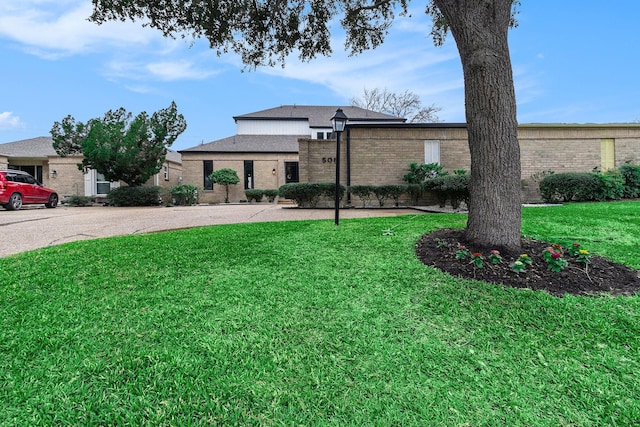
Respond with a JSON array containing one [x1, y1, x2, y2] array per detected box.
[[433, 0, 522, 252]]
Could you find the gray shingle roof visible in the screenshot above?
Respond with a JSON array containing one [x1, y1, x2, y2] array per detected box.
[[0, 137, 58, 158], [179, 134, 302, 153], [233, 105, 406, 128], [0, 136, 182, 164]]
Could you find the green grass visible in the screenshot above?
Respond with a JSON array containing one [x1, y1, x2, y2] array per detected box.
[[1, 201, 639, 426]]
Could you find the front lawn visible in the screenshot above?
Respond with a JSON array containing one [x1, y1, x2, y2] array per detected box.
[[1, 202, 639, 426]]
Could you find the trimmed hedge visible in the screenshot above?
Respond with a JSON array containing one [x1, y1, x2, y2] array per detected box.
[[427, 174, 470, 209], [245, 189, 279, 203], [619, 163, 640, 198], [372, 184, 407, 207], [263, 189, 279, 202], [349, 185, 373, 207], [107, 186, 161, 207], [245, 189, 264, 203], [65, 195, 94, 207], [278, 183, 345, 207], [539, 171, 625, 203]]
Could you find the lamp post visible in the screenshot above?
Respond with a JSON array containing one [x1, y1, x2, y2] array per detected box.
[[331, 108, 348, 226]]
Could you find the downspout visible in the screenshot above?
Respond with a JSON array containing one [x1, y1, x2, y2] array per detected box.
[[346, 127, 352, 206]]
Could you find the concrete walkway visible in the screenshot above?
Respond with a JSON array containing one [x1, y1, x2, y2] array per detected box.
[[0, 204, 424, 258]]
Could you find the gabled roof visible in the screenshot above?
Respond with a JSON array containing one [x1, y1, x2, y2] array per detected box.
[[233, 105, 406, 128], [0, 136, 58, 158], [0, 136, 182, 164], [179, 134, 302, 153]]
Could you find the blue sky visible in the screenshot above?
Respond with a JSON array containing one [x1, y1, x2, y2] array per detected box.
[[1, 1, 639, 151]]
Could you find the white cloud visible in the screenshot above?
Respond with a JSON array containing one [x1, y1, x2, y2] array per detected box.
[[255, 31, 465, 119], [146, 61, 220, 81], [0, 112, 24, 130], [0, 0, 159, 58]]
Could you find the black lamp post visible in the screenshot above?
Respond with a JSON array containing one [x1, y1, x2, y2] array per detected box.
[[331, 108, 348, 226]]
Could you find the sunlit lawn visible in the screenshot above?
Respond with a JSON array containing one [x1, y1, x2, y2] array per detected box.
[[1, 201, 639, 426]]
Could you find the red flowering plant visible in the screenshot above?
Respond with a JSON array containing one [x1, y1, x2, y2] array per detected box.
[[455, 244, 471, 260], [488, 250, 502, 265], [542, 245, 568, 272], [470, 252, 484, 268]]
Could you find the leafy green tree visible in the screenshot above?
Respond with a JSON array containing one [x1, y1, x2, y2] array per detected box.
[[51, 102, 186, 187], [209, 168, 240, 203], [89, 0, 522, 251]]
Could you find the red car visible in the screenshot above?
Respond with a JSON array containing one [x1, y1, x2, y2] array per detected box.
[[0, 169, 59, 211]]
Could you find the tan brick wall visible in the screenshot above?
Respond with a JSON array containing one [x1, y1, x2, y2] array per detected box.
[[181, 152, 298, 203], [0, 156, 7, 170], [46, 156, 85, 198], [299, 124, 640, 203]]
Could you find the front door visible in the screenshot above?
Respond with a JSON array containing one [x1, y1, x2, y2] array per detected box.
[[285, 162, 299, 184]]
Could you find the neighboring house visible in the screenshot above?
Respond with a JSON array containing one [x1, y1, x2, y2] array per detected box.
[[297, 122, 640, 204], [0, 136, 182, 201], [179, 105, 406, 203]]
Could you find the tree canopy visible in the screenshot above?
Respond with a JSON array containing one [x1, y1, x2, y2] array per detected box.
[[209, 168, 240, 203], [90, 0, 523, 250], [51, 102, 186, 187]]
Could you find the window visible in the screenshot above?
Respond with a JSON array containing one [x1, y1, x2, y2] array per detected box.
[[96, 173, 110, 195], [316, 132, 325, 140], [600, 139, 615, 171], [244, 160, 254, 190], [163, 164, 169, 181], [203, 160, 214, 190], [424, 140, 441, 164], [285, 162, 299, 183], [8, 165, 43, 182]]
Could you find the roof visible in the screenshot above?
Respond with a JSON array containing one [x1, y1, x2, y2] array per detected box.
[[0, 137, 58, 158], [0, 136, 182, 164], [179, 134, 302, 153], [233, 105, 406, 127]]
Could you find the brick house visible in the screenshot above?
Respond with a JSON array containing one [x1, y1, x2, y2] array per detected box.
[[179, 105, 405, 204], [298, 123, 640, 204], [0, 136, 182, 201]]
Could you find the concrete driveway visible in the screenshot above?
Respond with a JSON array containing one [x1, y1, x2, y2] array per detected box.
[[0, 204, 422, 258]]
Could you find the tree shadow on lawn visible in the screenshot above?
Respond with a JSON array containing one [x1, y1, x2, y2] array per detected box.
[[416, 228, 640, 297]]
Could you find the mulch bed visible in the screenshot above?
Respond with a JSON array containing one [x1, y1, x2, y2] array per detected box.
[[415, 228, 640, 297]]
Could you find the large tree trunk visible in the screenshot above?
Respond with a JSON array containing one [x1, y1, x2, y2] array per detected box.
[[433, 0, 522, 252]]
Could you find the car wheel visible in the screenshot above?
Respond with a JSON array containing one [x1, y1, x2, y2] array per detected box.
[[7, 193, 23, 211], [45, 193, 59, 208]]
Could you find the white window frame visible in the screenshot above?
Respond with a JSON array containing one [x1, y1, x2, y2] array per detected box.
[[424, 140, 441, 164]]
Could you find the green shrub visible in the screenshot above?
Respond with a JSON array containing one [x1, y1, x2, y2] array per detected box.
[[593, 171, 624, 201], [279, 183, 322, 207], [428, 174, 470, 209], [406, 183, 425, 205], [539, 171, 624, 203], [278, 183, 345, 207], [402, 162, 446, 183], [107, 186, 161, 207], [170, 184, 199, 206], [349, 185, 373, 207], [371, 185, 407, 207], [65, 195, 94, 207], [386, 184, 407, 207], [263, 189, 279, 202], [539, 173, 595, 203], [619, 162, 640, 198], [245, 189, 264, 203]]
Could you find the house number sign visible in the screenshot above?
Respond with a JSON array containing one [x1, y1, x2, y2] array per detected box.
[[322, 157, 337, 163]]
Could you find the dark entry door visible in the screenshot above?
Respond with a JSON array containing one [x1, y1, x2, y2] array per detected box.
[[285, 162, 299, 183], [244, 160, 254, 189]]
